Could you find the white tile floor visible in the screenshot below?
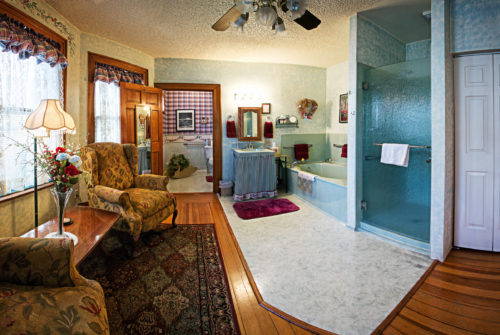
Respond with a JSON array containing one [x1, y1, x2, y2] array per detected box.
[[219, 195, 432, 335], [167, 169, 213, 193]]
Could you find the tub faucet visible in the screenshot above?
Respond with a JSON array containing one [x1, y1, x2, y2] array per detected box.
[[291, 160, 305, 167]]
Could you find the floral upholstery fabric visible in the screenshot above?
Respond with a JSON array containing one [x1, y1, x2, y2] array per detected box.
[[83, 143, 134, 190], [81, 143, 177, 242], [125, 188, 174, 218], [123, 144, 139, 176], [0, 238, 109, 335], [135, 174, 169, 190]]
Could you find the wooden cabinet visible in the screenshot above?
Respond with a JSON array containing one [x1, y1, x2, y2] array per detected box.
[[120, 83, 164, 175]]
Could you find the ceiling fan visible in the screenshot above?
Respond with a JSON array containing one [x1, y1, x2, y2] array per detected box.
[[212, 0, 321, 33]]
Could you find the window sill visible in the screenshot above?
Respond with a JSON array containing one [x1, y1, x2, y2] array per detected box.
[[0, 182, 54, 203]]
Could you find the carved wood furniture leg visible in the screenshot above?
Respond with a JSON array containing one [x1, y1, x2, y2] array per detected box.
[[172, 209, 178, 227]]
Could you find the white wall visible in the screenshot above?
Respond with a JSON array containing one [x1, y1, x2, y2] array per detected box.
[[326, 61, 349, 134]]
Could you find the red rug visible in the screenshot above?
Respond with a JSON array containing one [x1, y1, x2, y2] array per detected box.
[[206, 176, 213, 182], [233, 198, 300, 220]]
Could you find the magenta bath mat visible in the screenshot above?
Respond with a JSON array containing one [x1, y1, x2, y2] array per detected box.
[[233, 198, 300, 220]]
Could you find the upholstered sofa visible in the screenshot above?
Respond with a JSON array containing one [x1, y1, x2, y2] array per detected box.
[[81, 142, 177, 244], [0, 237, 109, 334]]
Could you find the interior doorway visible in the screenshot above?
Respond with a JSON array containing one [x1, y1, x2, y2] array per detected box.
[[155, 83, 222, 193]]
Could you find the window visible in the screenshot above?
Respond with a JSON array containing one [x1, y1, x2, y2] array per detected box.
[[0, 51, 63, 197], [94, 80, 120, 143], [87, 52, 148, 144]]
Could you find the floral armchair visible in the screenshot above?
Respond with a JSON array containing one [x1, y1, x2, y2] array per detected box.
[[0, 237, 109, 334], [81, 142, 177, 244]]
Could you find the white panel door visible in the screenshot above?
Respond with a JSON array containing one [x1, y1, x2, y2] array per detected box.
[[454, 55, 494, 251], [494, 54, 500, 251]]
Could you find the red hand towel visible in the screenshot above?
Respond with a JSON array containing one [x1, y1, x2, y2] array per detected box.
[[264, 122, 273, 138], [294, 144, 309, 160], [341, 144, 347, 158], [226, 120, 236, 138]]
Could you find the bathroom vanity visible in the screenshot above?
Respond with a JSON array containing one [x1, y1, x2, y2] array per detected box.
[[233, 148, 277, 201]]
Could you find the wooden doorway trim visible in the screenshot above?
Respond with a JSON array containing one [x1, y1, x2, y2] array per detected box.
[[87, 52, 149, 144], [155, 83, 222, 193]]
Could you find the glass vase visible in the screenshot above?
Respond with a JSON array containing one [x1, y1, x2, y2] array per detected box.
[[46, 187, 79, 245]]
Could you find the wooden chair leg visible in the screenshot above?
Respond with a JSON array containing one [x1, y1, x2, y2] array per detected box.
[[171, 209, 178, 227]]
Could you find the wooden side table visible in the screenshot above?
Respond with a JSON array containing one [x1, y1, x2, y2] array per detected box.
[[22, 206, 121, 266]]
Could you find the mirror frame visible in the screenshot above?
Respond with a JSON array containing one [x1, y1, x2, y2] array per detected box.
[[238, 107, 262, 141]]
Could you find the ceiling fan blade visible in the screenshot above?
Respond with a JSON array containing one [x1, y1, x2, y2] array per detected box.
[[294, 10, 321, 30], [212, 5, 243, 31]]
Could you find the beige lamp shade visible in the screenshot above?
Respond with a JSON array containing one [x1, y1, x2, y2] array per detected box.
[[24, 99, 76, 136]]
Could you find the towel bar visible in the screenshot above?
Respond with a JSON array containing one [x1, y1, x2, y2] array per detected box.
[[283, 144, 313, 149], [333, 144, 344, 148], [373, 143, 431, 149]]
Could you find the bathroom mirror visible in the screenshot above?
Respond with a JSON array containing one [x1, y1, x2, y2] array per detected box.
[[135, 105, 151, 174], [238, 107, 262, 141]]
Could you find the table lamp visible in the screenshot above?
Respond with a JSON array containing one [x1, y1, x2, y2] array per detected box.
[[24, 99, 76, 228]]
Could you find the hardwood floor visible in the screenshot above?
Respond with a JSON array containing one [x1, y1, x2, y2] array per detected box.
[[375, 249, 500, 335], [166, 193, 500, 335], [165, 193, 327, 335]]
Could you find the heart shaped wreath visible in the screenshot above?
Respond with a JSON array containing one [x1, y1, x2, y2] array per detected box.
[[297, 98, 318, 119]]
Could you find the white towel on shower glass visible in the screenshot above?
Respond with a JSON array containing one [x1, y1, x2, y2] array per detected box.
[[380, 143, 409, 167]]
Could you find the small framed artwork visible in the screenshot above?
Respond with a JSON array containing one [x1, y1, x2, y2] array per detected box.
[[176, 109, 195, 131], [261, 103, 271, 114], [200, 116, 209, 124], [339, 94, 348, 123]]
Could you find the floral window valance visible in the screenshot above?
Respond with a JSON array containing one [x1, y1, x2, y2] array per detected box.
[[94, 63, 145, 86], [0, 14, 68, 69]]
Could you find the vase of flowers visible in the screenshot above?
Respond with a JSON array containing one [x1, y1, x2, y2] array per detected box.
[[40, 146, 82, 245]]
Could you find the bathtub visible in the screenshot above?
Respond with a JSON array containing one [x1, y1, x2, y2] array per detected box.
[[288, 162, 347, 222]]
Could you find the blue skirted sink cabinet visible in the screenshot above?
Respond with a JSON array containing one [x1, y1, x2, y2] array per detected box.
[[233, 149, 277, 201]]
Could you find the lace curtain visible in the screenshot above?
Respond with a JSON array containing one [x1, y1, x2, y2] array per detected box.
[[93, 63, 145, 143], [0, 51, 63, 196], [94, 80, 120, 143]]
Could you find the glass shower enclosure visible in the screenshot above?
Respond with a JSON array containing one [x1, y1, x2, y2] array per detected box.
[[361, 58, 431, 244]]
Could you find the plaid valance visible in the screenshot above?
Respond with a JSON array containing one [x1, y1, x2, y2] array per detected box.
[[94, 63, 145, 86], [0, 14, 68, 69]]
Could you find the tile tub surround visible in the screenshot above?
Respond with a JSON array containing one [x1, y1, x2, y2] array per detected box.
[[219, 195, 432, 335], [288, 166, 347, 222]]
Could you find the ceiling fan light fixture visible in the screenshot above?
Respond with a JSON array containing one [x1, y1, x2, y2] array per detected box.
[[255, 5, 278, 26], [234, 0, 254, 14], [274, 16, 286, 35], [286, 0, 307, 20], [233, 13, 249, 29]]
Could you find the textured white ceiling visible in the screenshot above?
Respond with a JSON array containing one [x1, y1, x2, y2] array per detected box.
[[45, 0, 391, 67]]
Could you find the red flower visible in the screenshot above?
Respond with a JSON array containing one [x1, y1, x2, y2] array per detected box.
[[64, 165, 80, 176], [55, 147, 66, 153]]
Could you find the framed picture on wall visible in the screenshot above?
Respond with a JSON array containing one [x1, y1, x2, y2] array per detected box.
[[261, 103, 271, 114], [200, 116, 209, 124], [176, 109, 195, 131], [339, 93, 348, 123]]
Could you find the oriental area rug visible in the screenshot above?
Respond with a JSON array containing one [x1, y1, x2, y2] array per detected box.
[[78, 225, 239, 335]]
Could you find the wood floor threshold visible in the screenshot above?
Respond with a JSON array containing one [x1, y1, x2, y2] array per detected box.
[[211, 194, 337, 335], [372, 260, 439, 334]]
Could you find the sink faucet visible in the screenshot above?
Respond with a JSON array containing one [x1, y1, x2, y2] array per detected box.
[[247, 142, 254, 149]]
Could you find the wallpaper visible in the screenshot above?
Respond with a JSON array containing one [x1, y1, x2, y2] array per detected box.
[[163, 91, 213, 135], [1, 0, 156, 236], [430, 0, 454, 261], [155, 58, 327, 182], [451, 0, 500, 53]]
